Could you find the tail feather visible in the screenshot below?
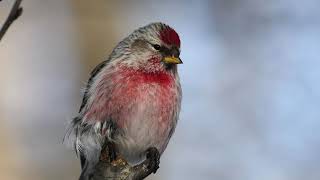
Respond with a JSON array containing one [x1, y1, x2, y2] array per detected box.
[[64, 116, 104, 179]]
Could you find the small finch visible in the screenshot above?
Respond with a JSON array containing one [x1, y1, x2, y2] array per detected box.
[[65, 22, 182, 180]]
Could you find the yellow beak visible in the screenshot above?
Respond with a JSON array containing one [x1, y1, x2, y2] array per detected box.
[[163, 56, 183, 64]]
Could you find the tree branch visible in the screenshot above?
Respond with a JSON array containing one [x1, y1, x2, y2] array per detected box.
[[90, 147, 157, 180], [0, 0, 23, 42]]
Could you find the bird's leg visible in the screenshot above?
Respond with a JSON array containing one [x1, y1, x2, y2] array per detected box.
[[130, 147, 160, 180], [107, 142, 117, 162], [100, 141, 118, 163]]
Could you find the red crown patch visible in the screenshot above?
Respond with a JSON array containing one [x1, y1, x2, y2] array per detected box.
[[160, 27, 180, 47]]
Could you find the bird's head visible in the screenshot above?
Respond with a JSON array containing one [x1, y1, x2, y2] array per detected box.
[[113, 23, 182, 73]]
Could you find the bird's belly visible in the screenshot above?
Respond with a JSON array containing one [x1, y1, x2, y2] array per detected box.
[[113, 85, 176, 164]]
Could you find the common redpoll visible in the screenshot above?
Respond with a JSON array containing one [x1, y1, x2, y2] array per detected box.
[[65, 22, 182, 180]]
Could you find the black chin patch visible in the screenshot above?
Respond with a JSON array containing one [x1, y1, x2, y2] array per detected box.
[[165, 64, 175, 71]]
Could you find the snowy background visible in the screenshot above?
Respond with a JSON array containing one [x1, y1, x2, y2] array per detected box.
[[0, 0, 319, 179]]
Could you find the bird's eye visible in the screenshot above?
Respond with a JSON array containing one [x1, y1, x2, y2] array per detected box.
[[152, 44, 161, 51]]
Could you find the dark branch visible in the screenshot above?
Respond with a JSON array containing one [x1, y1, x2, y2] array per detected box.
[[90, 147, 158, 180], [0, 0, 23, 42]]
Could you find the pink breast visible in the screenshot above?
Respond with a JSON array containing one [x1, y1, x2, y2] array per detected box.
[[84, 67, 177, 130]]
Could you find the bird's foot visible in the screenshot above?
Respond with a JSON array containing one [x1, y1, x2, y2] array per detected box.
[[146, 147, 160, 174], [129, 147, 160, 179]]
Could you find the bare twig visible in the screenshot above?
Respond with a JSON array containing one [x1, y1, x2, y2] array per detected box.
[[0, 0, 23, 41]]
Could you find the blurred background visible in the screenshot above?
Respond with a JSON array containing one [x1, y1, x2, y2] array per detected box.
[[1, 0, 320, 179]]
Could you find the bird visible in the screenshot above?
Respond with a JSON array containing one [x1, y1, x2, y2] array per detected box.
[[64, 22, 182, 180]]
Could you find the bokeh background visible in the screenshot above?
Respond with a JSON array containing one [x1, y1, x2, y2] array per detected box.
[[1, 0, 320, 179]]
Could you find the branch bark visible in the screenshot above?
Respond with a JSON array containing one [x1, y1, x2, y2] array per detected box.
[[0, 0, 23, 42], [90, 147, 158, 180]]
